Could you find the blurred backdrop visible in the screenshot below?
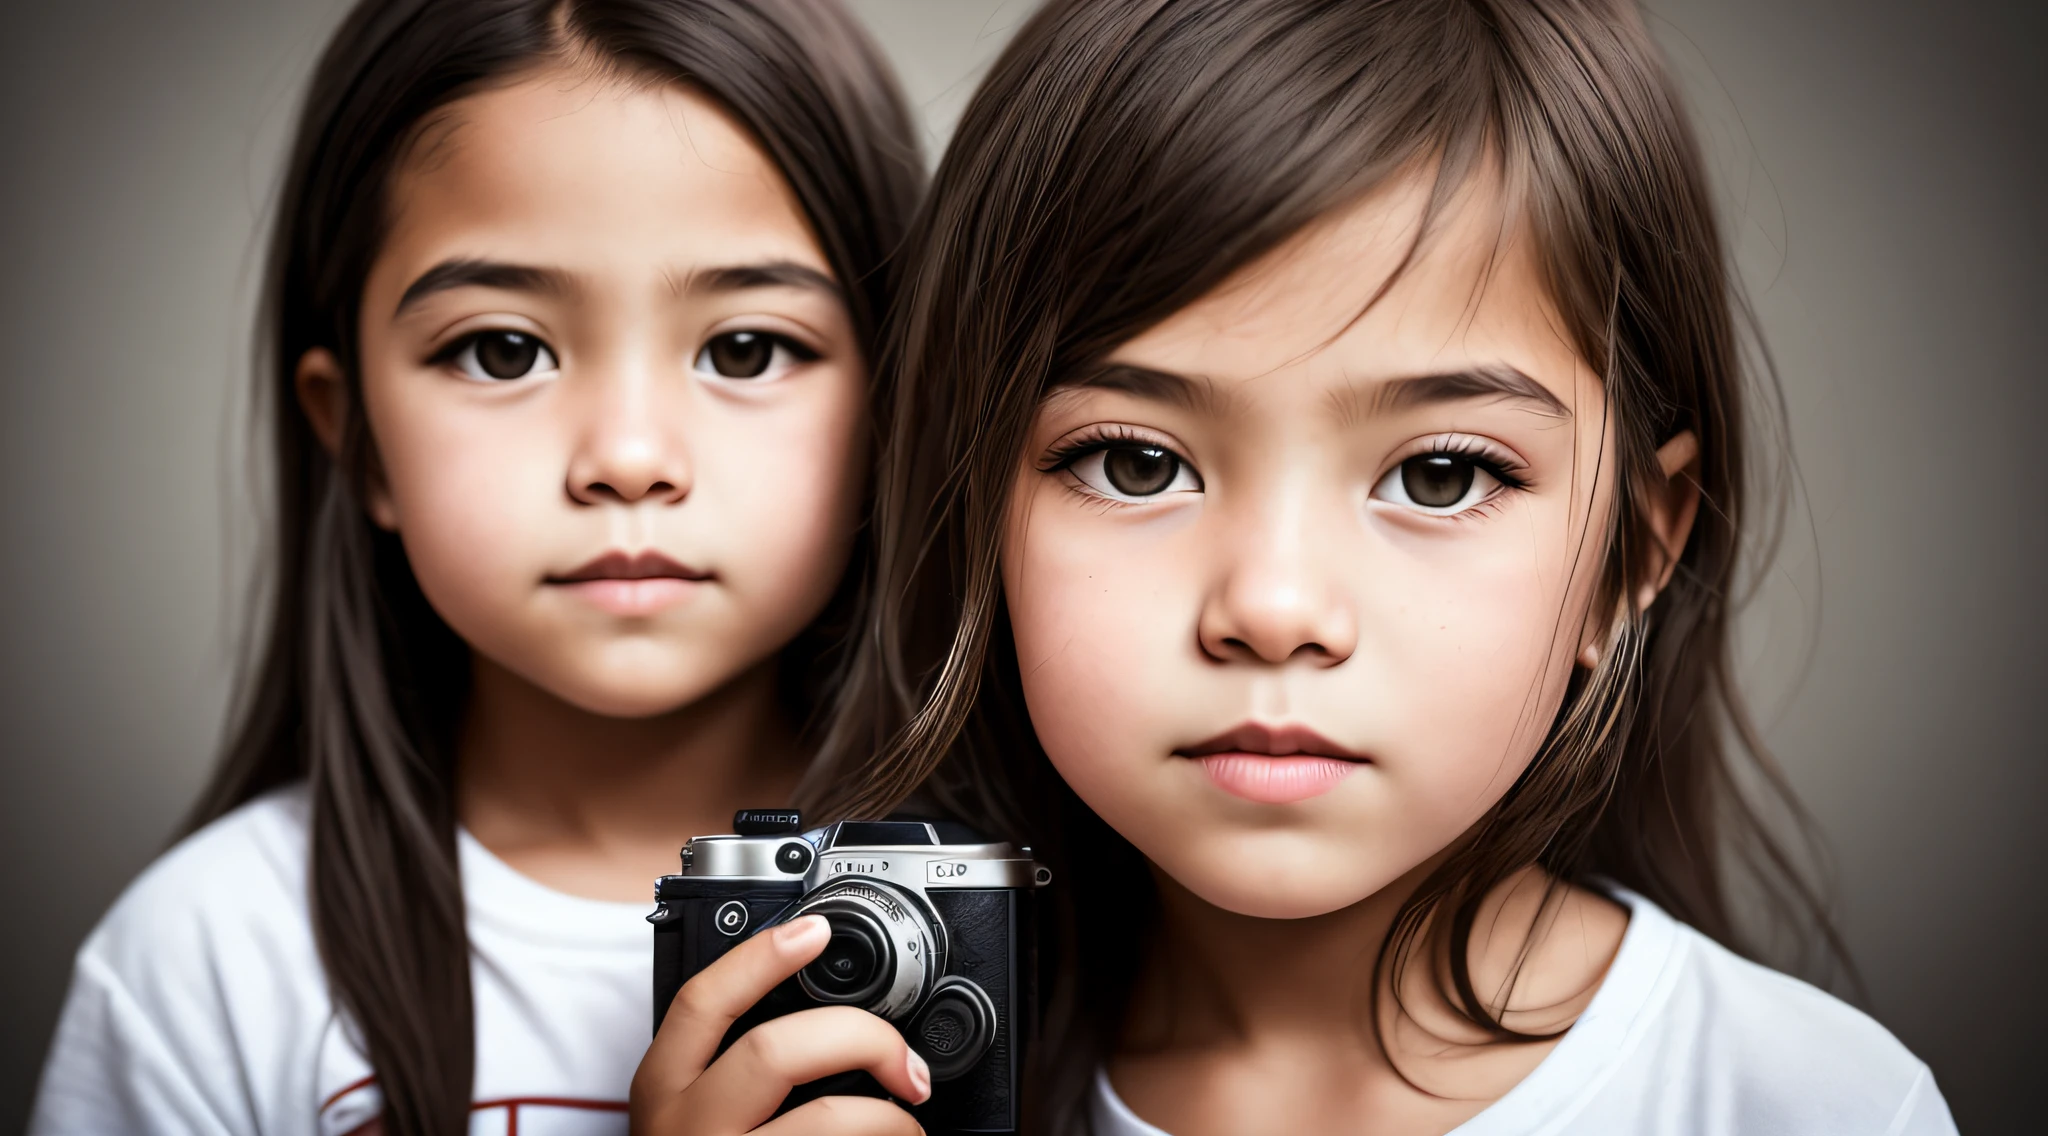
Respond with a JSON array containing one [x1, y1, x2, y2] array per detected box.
[[0, 0, 2040, 1130]]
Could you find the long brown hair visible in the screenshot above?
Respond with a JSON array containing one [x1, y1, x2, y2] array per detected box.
[[802, 0, 1843, 1130], [183, 2, 921, 1132]]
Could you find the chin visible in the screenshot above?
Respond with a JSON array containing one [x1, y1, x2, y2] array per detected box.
[[534, 679, 687, 719], [542, 659, 735, 720], [1153, 829, 1408, 921]]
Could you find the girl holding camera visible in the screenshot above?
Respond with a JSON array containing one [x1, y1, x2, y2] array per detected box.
[[32, 2, 938, 1133]]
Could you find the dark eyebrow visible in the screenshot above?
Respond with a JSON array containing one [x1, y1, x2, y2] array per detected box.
[[682, 260, 841, 298], [1055, 362, 1217, 413], [394, 259, 565, 315], [1367, 365, 1571, 419], [1054, 361, 1567, 421]]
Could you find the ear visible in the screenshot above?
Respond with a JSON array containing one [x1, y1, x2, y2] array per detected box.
[[1636, 430, 1701, 613], [1578, 430, 1701, 668], [294, 348, 400, 531]]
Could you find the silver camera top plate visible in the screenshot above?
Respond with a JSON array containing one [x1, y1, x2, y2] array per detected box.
[[680, 822, 1049, 893]]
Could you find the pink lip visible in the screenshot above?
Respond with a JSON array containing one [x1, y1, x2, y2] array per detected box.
[[1176, 723, 1367, 805], [546, 551, 711, 617]]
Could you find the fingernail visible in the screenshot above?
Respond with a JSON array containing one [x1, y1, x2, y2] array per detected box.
[[777, 914, 829, 950], [906, 1050, 932, 1103]]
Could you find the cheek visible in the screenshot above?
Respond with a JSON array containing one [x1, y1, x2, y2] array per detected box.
[[1361, 489, 1614, 827], [1001, 487, 1199, 806], [367, 382, 565, 613], [692, 377, 868, 609], [1385, 539, 1576, 770]]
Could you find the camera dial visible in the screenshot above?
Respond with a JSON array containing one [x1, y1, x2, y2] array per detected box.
[[910, 975, 999, 1081], [787, 878, 941, 1020]]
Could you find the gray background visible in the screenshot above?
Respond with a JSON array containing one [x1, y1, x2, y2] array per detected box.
[[0, 0, 2039, 1131]]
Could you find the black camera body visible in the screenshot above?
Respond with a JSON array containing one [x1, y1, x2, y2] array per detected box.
[[651, 811, 1048, 1134]]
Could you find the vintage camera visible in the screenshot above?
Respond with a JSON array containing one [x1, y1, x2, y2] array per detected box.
[[651, 810, 1049, 1133]]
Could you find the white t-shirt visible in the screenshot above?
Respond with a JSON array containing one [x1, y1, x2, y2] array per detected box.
[[1090, 889, 1958, 1136], [30, 785, 655, 1136]]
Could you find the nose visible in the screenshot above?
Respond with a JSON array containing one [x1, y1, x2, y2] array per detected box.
[[564, 355, 691, 506], [1197, 494, 1358, 666]]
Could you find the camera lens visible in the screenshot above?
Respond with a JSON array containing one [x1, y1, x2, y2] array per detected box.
[[787, 879, 939, 1020], [799, 913, 888, 1003], [811, 925, 878, 991]]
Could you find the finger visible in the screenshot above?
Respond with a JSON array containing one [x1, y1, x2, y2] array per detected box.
[[684, 1005, 931, 1134], [638, 915, 831, 1098], [753, 1094, 925, 1136]]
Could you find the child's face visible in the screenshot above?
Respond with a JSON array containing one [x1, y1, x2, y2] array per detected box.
[[1003, 172, 1620, 918], [318, 68, 866, 718]]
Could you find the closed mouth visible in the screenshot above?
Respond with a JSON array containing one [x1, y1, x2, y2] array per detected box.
[[547, 550, 712, 584], [1176, 723, 1368, 804], [1173, 722, 1368, 763]]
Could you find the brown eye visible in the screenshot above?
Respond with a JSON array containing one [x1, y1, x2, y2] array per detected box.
[[703, 331, 772, 377], [1400, 455, 1476, 508], [1372, 447, 1517, 516], [1065, 441, 1201, 501], [1103, 446, 1181, 496], [696, 330, 817, 380], [450, 330, 556, 381]]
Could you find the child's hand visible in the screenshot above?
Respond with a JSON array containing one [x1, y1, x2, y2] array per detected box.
[[630, 914, 931, 1135]]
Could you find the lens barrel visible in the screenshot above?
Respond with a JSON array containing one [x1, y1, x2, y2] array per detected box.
[[788, 879, 940, 1020]]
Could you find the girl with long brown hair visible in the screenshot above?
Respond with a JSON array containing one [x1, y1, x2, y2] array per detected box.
[[31, 2, 937, 1134], [809, 0, 1960, 1132]]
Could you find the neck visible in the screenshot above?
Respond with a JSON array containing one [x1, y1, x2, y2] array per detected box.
[[1125, 862, 1430, 1058], [1112, 859, 1628, 1134], [456, 654, 806, 900]]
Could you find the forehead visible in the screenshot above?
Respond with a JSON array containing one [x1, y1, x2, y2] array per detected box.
[[376, 64, 824, 281], [1109, 166, 1584, 408]]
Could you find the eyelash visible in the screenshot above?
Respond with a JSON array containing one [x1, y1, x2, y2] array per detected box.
[[1038, 425, 1197, 507], [428, 330, 493, 361], [425, 329, 544, 365], [424, 328, 822, 371], [1039, 427, 1535, 519], [1038, 424, 1172, 473], [1414, 437, 1531, 490], [1385, 436, 1533, 521]]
